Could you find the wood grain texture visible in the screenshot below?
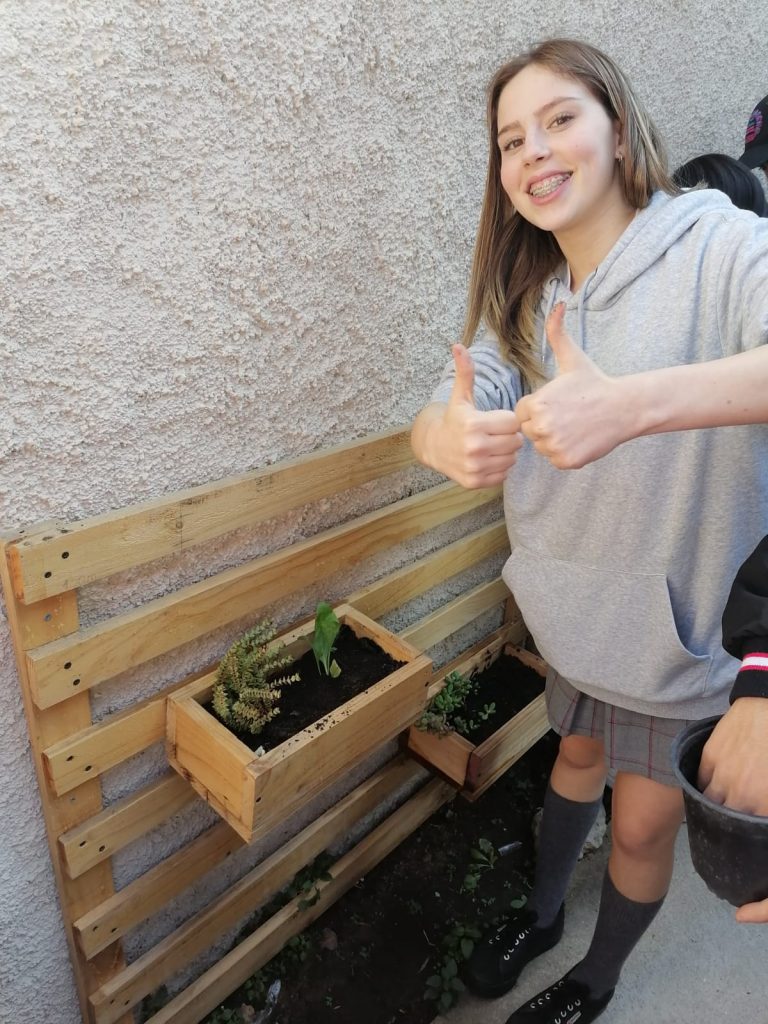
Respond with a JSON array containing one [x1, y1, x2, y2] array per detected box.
[[8, 427, 415, 603], [26, 482, 498, 708], [0, 532, 133, 1024]]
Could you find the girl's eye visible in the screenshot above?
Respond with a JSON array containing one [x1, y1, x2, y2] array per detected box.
[[550, 112, 573, 129], [502, 137, 523, 152]]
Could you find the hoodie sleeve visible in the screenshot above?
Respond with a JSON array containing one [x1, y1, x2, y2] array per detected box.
[[713, 213, 768, 355], [430, 328, 523, 411], [722, 535, 768, 702]]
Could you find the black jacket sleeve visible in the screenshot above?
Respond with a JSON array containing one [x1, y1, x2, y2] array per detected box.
[[722, 535, 768, 702]]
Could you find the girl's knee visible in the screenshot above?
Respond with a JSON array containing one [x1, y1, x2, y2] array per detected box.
[[611, 778, 684, 857], [557, 734, 605, 773]]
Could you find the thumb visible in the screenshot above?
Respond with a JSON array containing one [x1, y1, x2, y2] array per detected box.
[[546, 302, 591, 375], [449, 344, 476, 407]]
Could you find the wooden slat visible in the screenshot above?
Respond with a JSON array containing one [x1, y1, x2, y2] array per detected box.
[[0, 533, 133, 1024], [74, 822, 242, 960], [43, 690, 171, 797], [60, 773, 195, 880], [347, 520, 508, 620], [89, 758, 428, 1022], [27, 482, 500, 709], [140, 777, 454, 1024], [42, 666, 211, 797], [7, 427, 415, 604], [400, 577, 509, 651]]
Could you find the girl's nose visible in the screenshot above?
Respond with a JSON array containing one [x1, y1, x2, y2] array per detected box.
[[522, 130, 550, 164]]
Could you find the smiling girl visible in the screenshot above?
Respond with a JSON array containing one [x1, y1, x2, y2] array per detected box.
[[412, 39, 768, 1024]]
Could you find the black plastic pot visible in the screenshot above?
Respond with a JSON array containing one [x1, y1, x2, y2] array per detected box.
[[672, 716, 768, 906]]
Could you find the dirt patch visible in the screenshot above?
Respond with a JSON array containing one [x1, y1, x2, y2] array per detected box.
[[174, 651, 561, 1024]]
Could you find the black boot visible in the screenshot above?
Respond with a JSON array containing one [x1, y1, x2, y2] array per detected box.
[[505, 970, 614, 1023], [464, 903, 565, 998]]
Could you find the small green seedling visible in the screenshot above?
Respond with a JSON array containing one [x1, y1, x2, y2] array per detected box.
[[415, 670, 474, 735], [312, 602, 342, 678]]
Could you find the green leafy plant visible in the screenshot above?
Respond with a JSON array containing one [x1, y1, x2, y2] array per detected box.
[[453, 701, 497, 737], [417, 668, 500, 738], [423, 921, 481, 1013], [203, 1008, 240, 1024], [415, 670, 474, 735], [312, 602, 341, 677], [287, 854, 334, 911], [211, 620, 299, 739], [460, 837, 498, 893]]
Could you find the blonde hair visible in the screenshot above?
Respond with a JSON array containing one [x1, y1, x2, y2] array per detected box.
[[463, 38, 679, 389]]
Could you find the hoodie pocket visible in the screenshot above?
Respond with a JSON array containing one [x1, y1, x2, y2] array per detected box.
[[503, 547, 712, 706]]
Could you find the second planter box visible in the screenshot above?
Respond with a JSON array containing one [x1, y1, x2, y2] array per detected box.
[[406, 639, 549, 799]]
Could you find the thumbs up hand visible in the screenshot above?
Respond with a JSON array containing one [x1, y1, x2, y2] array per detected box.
[[413, 344, 523, 489], [515, 303, 631, 469]]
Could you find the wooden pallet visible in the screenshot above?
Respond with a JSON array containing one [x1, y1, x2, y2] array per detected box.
[[1, 424, 543, 1024]]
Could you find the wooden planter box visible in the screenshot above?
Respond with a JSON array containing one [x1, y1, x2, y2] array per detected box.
[[406, 644, 548, 801], [167, 604, 432, 842]]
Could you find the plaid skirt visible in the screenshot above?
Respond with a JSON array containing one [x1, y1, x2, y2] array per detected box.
[[545, 668, 695, 787]]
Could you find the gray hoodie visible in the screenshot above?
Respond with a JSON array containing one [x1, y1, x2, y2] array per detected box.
[[432, 189, 768, 718]]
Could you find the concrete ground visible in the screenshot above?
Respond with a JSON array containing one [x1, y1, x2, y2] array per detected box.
[[441, 828, 767, 1024]]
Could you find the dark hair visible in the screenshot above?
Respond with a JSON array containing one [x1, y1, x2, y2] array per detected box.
[[673, 153, 768, 216]]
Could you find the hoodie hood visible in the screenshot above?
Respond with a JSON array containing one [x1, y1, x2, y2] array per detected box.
[[542, 189, 738, 314], [537, 188, 743, 366]]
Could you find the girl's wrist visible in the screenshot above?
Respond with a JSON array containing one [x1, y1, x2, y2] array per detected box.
[[616, 371, 669, 441], [412, 403, 447, 469]]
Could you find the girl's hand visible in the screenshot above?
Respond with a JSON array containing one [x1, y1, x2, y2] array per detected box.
[[736, 897, 768, 924], [415, 345, 523, 488], [697, 698, 768, 817], [515, 303, 636, 468]]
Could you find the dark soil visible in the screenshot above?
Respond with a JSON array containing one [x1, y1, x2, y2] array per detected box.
[[222, 626, 404, 752], [191, 655, 560, 1024], [454, 653, 545, 745]]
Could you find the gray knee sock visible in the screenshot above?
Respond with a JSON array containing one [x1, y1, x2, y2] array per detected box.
[[528, 783, 604, 928], [570, 869, 665, 997]]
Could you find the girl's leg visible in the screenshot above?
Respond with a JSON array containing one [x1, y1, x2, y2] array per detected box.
[[568, 771, 684, 996], [466, 735, 606, 997], [528, 735, 607, 926], [504, 773, 684, 1022], [606, 771, 684, 900]]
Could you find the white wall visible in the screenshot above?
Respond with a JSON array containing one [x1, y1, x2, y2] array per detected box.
[[1, 2, 765, 1020]]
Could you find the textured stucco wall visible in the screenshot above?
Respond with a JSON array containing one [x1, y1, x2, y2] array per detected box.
[[1, 2, 767, 1021]]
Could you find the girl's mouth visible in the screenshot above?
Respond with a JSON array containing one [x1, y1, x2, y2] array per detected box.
[[528, 173, 572, 201]]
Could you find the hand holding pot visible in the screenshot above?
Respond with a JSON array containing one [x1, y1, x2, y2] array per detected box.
[[697, 697, 768, 817]]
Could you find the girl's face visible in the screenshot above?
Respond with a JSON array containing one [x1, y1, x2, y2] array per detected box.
[[496, 64, 628, 240]]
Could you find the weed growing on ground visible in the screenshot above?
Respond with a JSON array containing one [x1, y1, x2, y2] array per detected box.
[[423, 921, 481, 1013]]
